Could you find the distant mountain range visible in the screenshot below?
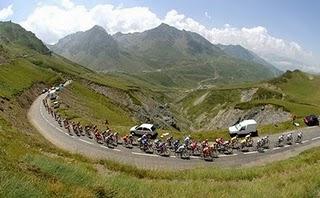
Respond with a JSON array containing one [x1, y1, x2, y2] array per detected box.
[[50, 23, 281, 87]]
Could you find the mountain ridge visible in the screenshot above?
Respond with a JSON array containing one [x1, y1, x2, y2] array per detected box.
[[51, 23, 281, 87]]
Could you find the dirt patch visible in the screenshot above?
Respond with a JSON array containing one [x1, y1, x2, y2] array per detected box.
[[0, 83, 46, 133], [193, 92, 209, 106], [202, 104, 291, 130], [240, 88, 258, 102], [89, 83, 181, 130]]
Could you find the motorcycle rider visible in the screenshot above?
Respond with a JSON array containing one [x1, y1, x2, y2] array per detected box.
[[154, 139, 161, 148], [184, 136, 191, 147], [128, 134, 134, 144], [172, 139, 180, 152], [278, 134, 284, 141], [201, 139, 209, 149], [166, 136, 173, 147], [296, 132, 303, 143], [176, 143, 186, 153], [277, 134, 285, 146], [215, 137, 224, 145], [262, 135, 270, 148], [140, 134, 148, 148], [286, 133, 293, 141], [123, 134, 129, 144], [113, 132, 119, 144]]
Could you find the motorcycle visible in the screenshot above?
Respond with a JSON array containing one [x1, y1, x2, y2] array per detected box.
[[171, 140, 180, 152], [216, 140, 233, 154], [139, 138, 153, 153], [295, 132, 303, 143], [84, 126, 93, 139], [261, 136, 270, 149], [104, 134, 115, 148], [244, 135, 254, 147], [286, 133, 293, 145], [122, 136, 133, 149], [112, 133, 119, 146], [202, 144, 218, 161], [154, 142, 170, 156], [256, 139, 265, 152], [230, 136, 241, 150], [190, 141, 201, 156], [275, 135, 285, 147], [176, 144, 190, 159], [94, 132, 103, 144]]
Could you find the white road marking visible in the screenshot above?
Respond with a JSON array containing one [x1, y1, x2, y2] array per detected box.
[[308, 126, 318, 129], [218, 153, 238, 157], [284, 145, 290, 148], [190, 156, 200, 159], [302, 140, 309, 143], [79, 139, 93, 145], [40, 106, 64, 133], [113, 148, 121, 152], [100, 145, 108, 149], [243, 151, 258, 155], [99, 145, 121, 152], [132, 152, 158, 157], [312, 136, 320, 141], [273, 147, 281, 150], [170, 156, 176, 158]]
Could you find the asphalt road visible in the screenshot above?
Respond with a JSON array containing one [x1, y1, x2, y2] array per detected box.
[[28, 93, 320, 170]]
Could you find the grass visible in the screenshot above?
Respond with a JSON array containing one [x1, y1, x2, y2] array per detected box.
[[0, 59, 57, 97], [57, 82, 134, 133]]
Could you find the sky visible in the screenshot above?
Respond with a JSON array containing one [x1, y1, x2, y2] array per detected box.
[[0, 0, 319, 72]]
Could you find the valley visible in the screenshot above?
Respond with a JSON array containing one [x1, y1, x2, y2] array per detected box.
[[1, 20, 320, 197]]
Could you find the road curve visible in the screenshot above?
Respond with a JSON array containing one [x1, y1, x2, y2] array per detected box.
[[28, 93, 320, 170]]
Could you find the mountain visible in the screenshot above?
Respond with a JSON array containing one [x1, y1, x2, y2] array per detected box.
[[51, 23, 281, 87], [50, 25, 150, 72], [0, 21, 50, 55], [113, 23, 225, 70], [217, 44, 281, 75]]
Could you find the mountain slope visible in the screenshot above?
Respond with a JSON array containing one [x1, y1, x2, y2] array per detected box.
[[0, 21, 50, 55], [217, 44, 280, 75], [114, 23, 224, 69], [51, 24, 280, 87], [50, 25, 151, 72]]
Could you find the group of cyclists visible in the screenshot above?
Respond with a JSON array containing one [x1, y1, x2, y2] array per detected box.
[[42, 90, 304, 161]]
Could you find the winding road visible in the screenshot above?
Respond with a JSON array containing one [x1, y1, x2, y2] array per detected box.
[[28, 92, 320, 170]]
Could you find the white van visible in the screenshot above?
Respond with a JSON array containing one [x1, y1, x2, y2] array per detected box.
[[228, 119, 258, 137]]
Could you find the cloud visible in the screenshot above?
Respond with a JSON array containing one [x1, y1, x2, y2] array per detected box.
[[61, 0, 75, 9], [204, 11, 211, 20], [20, 1, 161, 44], [0, 4, 13, 20], [20, 2, 319, 72], [163, 9, 318, 72]]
